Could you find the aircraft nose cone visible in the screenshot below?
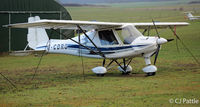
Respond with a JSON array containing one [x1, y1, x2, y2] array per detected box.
[[157, 38, 168, 45]]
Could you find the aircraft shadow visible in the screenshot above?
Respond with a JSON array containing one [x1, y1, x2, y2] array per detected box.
[[85, 72, 147, 78]]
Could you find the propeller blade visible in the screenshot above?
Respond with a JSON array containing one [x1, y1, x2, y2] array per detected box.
[[154, 45, 160, 65], [167, 39, 174, 42], [152, 19, 160, 38], [152, 19, 161, 65]]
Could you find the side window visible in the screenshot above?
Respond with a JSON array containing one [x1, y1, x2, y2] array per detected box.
[[98, 30, 119, 45], [116, 25, 142, 44], [116, 28, 135, 44]]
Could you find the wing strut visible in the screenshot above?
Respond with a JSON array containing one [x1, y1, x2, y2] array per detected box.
[[142, 29, 148, 35], [142, 26, 150, 37], [76, 25, 105, 58], [78, 30, 85, 80], [103, 58, 132, 74], [51, 28, 105, 58], [105, 58, 132, 72]]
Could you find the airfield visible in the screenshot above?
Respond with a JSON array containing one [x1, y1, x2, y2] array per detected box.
[[0, 1, 200, 107]]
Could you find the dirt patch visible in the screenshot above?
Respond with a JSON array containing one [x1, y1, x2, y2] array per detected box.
[[0, 52, 9, 57], [104, 72, 146, 78]]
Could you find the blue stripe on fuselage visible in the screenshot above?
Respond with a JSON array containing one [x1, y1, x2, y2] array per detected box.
[[36, 46, 47, 49], [36, 44, 148, 51], [67, 44, 147, 51]]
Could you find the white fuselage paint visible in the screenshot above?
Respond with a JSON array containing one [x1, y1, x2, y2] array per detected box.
[[35, 32, 160, 59]]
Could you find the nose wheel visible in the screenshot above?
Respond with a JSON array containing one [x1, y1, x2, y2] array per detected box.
[[143, 65, 157, 76]]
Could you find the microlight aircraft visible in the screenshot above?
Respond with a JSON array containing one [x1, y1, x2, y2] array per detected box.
[[184, 12, 200, 21], [4, 16, 189, 76]]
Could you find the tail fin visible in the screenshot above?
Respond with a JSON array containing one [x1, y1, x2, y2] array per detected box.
[[27, 16, 49, 50], [187, 12, 193, 18]]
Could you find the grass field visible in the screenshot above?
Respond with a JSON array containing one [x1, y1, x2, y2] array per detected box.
[[1, 1, 200, 107]]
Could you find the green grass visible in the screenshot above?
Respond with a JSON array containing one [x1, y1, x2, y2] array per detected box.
[[1, 2, 200, 107], [95, 0, 195, 8], [108, 1, 190, 8], [67, 3, 200, 22]]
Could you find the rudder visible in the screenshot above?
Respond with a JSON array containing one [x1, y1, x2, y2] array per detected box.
[[27, 16, 49, 50]]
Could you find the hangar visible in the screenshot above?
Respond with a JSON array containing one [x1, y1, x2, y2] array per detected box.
[[0, 0, 73, 52]]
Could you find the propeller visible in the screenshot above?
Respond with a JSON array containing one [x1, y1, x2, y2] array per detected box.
[[152, 19, 160, 38], [151, 21, 198, 65], [167, 39, 174, 42], [152, 19, 160, 65], [152, 20, 174, 65], [153, 45, 160, 65]]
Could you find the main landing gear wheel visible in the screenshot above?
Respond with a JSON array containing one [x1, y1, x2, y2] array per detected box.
[[122, 71, 131, 75], [146, 72, 156, 76], [92, 66, 107, 77], [117, 58, 133, 75]]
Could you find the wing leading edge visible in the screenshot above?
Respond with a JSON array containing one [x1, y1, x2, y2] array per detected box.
[[4, 20, 123, 30], [132, 22, 189, 29], [4, 19, 189, 30]]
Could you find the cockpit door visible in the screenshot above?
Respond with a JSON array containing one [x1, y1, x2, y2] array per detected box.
[[98, 29, 121, 46]]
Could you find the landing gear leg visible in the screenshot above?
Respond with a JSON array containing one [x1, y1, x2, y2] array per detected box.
[[93, 58, 133, 76], [115, 58, 132, 75], [143, 57, 157, 76]]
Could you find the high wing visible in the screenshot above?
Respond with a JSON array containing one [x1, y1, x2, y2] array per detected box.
[[4, 20, 123, 30], [132, 22, 189, 29], [4, 19, 189, 30]]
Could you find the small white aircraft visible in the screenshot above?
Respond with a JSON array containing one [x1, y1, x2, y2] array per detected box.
[[4, 16, 189, 76], [184, 12, 200, 21]]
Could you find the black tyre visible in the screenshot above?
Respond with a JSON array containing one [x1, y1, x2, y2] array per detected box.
[[146, 72, 156, 76], [96, 74, 105, 77], [122, 71, 131, 75]]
